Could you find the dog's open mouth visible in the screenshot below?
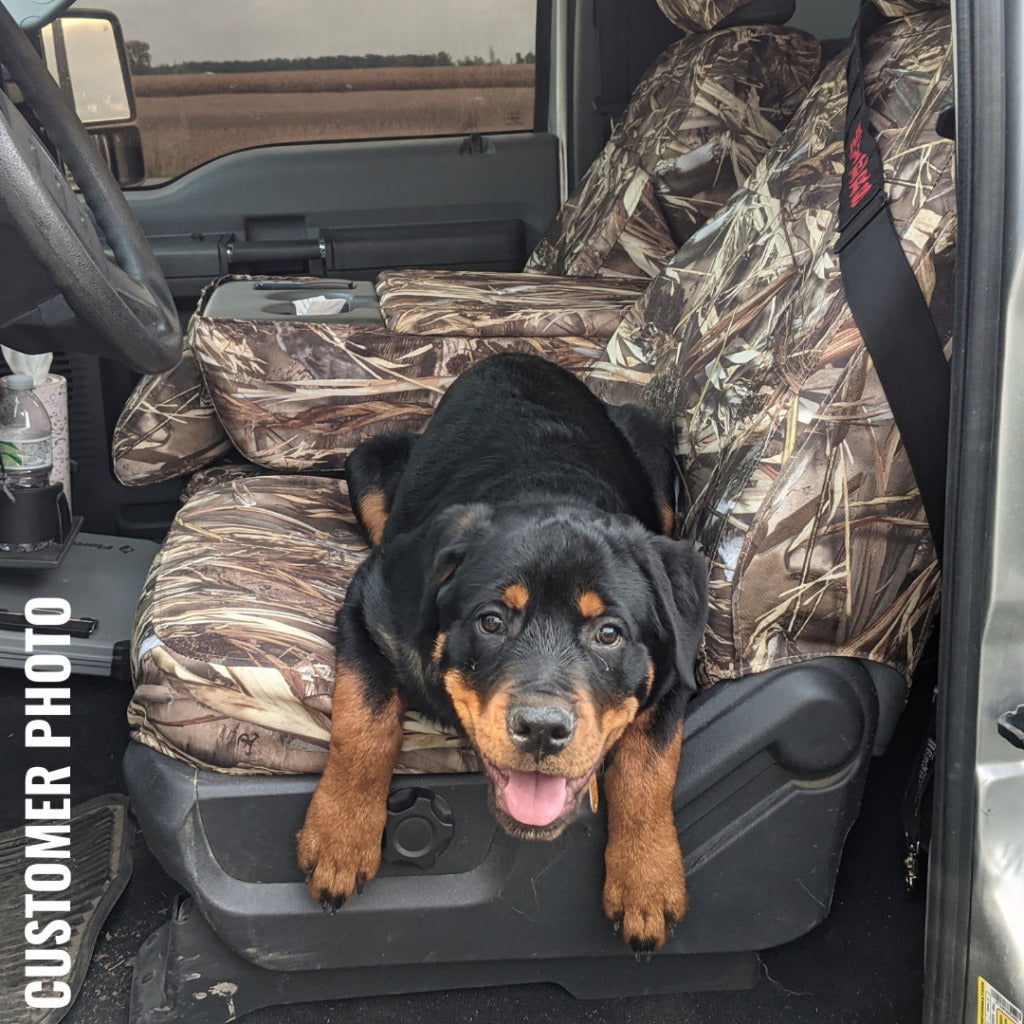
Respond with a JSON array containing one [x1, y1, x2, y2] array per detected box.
[[479, 755, 596, 837]]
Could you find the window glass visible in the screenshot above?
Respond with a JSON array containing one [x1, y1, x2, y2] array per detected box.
[[112, 0, 537, 181]]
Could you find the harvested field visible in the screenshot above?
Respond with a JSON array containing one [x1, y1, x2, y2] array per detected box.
[[133, 65, 535, 180], [133, 63, 535, 97]]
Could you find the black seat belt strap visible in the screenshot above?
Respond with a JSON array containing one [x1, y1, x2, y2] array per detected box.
[[835, 1, 950, 558]]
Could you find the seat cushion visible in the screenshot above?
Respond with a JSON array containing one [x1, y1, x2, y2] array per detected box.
[[129, 474, 477, 775]]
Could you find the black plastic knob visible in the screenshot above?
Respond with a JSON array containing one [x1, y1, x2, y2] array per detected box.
[[382, 788, 455, 869]]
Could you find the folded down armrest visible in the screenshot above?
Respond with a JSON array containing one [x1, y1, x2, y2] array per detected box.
[[376, 270, 649, 339]]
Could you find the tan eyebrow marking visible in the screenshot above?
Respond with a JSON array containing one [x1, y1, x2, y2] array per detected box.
[[578, 591, 606, 619], [502, 584, 530, 610]]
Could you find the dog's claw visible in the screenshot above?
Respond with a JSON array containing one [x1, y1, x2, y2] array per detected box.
[[305, 868, 314, 884], [356, 875, 366, 896], [628, 935, 659, 955], [319, 890, 345, 915], [612, 919, 621, 934]]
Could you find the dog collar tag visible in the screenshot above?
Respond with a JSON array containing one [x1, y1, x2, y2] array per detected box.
[[589, 776, 599, 814]]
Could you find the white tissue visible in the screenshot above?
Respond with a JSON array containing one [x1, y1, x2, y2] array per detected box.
[[2, 346, 52, 383], [292, 296, 349, 316]]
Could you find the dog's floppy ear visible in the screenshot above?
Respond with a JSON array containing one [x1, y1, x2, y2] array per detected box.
[[643, 535, 708, 702], [421, 502, 493, 612]]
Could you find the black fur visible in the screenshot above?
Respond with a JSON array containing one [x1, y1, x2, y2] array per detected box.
[[341, 352, 707, 799]]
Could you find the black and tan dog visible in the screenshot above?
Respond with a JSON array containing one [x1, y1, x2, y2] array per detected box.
[[297, 352, 707, 951]]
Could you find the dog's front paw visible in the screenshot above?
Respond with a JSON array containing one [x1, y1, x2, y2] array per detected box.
[[602, 830, 688, 951], [297, 787, 384, 911]]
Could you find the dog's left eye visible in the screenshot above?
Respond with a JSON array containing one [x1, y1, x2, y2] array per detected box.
[[594, 624, 623, 647], [477, 612, 506, 635]]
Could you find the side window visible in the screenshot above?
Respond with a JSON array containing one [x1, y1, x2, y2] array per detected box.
[[110, 0, 538, 182]]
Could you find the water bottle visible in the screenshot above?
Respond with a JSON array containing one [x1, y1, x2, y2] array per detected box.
[[0, 375, 53, 552]]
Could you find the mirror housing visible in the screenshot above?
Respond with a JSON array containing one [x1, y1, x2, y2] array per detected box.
[[39, 10, 145, 185]]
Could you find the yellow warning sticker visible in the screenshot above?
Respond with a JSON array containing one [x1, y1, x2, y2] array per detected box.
[[979, 977, 1023, 1024]]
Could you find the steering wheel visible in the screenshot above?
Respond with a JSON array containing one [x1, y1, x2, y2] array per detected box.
[[0, 3, 181, 373]]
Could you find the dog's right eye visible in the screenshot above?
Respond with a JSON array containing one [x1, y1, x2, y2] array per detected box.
[[477, 613, 506, 636]]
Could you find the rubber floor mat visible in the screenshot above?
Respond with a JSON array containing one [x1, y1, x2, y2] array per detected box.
[[0, 795, 134, 1024]]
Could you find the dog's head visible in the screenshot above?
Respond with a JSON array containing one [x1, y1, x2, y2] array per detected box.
[[422, 501, 707, 839]]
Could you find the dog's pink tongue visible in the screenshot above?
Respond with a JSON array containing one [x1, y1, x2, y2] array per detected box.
[[503, 771, 568, 827]]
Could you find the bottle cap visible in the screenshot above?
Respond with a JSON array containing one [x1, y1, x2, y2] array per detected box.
[[3, 374, 35, 390]]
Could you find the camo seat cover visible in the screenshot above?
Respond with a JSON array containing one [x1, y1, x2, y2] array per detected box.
[[129, 473, 479, 775], [129, 4, 954, 774], [589, 7, 954, 686], [523, 21, 820, 279]]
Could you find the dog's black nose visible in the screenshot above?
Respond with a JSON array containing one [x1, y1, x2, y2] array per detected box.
[[507, 704, 576, 756]]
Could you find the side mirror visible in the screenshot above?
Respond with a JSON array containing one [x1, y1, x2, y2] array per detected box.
[[39, 10, 145, 186]]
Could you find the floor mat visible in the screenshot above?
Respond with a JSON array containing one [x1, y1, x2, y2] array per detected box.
[[0, 795, 134, 1024]]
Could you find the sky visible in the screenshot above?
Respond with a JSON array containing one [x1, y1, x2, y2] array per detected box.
[[109, 0, 537, 66]]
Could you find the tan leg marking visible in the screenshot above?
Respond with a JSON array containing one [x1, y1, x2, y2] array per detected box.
[[602, 709, 687, 951], [357, 489, 389, 546], [296, 663, 404, 906]]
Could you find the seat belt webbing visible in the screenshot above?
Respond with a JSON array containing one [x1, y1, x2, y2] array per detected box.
[[835, 2, 951, 558]]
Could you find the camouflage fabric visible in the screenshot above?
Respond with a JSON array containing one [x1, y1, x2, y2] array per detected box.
[[178, 456, 265, 503], [657, 0, 783, 33], [589, 11, 954, 687], [129, 473, 479, 775], [376, 270, 648, 337], [525, 26, 821, 279], [874, 0, 948, 15], [112, 342, 231, 486], [191, 315, 605, 471]]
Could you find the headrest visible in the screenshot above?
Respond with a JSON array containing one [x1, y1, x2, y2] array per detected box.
[[656, 0, 794, 34], [872, 0, 949, 14]]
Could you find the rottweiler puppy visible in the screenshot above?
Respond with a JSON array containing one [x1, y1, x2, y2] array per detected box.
[[297, 352, 707, 951]]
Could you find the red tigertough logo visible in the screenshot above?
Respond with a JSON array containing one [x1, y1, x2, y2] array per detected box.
[[848, 122, 872, 208]]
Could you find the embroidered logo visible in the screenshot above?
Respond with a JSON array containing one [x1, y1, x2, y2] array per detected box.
[[848, 122, 873, 208]]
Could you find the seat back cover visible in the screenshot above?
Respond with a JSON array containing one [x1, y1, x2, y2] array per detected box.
[[526, 0, 821, 278], [590, 4, 954, 687]]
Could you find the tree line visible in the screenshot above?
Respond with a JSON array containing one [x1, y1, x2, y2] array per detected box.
[[124, 41, 535, 76]]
